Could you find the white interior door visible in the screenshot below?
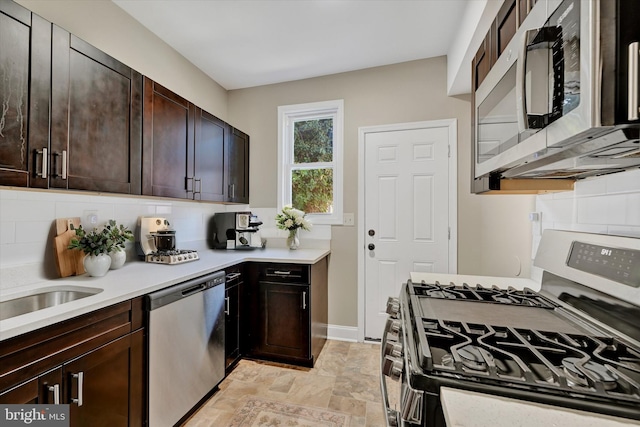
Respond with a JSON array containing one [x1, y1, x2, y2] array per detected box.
[[363, 123, 453, 340]]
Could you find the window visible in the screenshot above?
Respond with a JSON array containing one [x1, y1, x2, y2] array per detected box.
[[278, 100, 343, 225]]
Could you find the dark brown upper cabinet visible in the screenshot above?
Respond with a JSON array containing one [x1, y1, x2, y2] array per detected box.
[[50, 28, 142, 194], [142, 77, 249, 203], [194, 109, 227, 202], [227, 127, 249, 204], [142, 78, 194, 199], [495, 0, 517, 57], [0, 2, 51, 189], [142, 77, 228, 202]]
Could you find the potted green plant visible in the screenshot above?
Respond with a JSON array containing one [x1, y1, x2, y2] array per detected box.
[[104, 220, 134, 270], [68, 224, 114, 277]]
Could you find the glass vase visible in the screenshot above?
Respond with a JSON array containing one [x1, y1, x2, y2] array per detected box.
[[287, 229, 300, 250]]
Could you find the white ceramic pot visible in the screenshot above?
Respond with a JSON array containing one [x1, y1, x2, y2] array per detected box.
[[83, 254, 111, 277], [109, 250, 126, 270]]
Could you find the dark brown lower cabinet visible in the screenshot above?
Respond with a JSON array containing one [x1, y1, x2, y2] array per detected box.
[[0, 367, 62, 405], [225, 265, 244, 372], [0, 299, 145, 427], [66, 330, 143, 427], [247, 258, 328, 367], [257, 282, 310, 361]]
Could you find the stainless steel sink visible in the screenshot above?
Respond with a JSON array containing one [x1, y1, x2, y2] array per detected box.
[[0, 288, 103, 321]]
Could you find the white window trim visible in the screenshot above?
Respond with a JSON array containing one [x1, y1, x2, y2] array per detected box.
[[277, 100, 344, 225]]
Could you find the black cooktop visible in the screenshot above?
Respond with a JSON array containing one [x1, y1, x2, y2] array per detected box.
[[402, 280, 640, 420]]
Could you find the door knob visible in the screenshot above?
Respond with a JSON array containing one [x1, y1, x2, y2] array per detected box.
[[368, 243, 375, 250]]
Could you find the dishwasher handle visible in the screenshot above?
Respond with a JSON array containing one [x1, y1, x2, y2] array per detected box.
[[147, 270, 225, 310], [181, 284, 206, 297]]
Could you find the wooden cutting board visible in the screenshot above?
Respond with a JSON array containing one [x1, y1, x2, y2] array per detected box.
[[53, 217, 85, 278]]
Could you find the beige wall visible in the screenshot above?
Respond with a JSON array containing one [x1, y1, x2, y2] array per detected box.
[[12, 0, 535, 329], [16, 0, 228, 120], [228, 57, 535, 327]]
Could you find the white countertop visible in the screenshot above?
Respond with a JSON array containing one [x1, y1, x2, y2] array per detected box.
[[0, 242, 330, 341], [441, 387, 640, 427]]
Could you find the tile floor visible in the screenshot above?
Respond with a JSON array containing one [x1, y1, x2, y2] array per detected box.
[[183, 340, 390, 426]]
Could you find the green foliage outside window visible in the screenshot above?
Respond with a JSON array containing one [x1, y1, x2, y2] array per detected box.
[[291, 119, 334, 214]]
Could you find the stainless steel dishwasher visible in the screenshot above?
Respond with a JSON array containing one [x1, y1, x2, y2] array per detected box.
[[147, 270, 225, 427]]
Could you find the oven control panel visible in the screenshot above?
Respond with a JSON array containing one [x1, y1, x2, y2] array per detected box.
[[567, 241, 639, 287]]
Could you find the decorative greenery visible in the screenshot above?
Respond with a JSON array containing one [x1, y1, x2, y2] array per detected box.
[[68, 220, 133, 256], [104, 220, 134, 252], [275, 206, 312, 232]]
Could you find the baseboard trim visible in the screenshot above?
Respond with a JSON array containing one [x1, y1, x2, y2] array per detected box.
[[327, 324, 358, 342]]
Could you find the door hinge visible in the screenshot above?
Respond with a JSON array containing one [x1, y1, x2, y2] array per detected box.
[[448, 227, 451, 240], [448, 144, 451, 158]]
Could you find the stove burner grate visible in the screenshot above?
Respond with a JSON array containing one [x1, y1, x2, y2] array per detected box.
[[411, 280, 557, 309], [415, 317, 640, 403], [145, 249, 199, 264]]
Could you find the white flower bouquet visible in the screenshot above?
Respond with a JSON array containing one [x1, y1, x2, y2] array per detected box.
[[275, 205, 312, 232]]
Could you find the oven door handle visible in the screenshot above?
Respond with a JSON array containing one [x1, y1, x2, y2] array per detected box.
[[380, 313, 400, 427]]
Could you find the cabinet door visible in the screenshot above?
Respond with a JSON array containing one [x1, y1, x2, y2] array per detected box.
[[64, 331, 142, 427], [50, 29, 142, 194], [194, 109, 226, 202], [0, 368, 62, 404], [0, 3, 51, 188], [225, 283, 240, 370], [142, 77, 194, 199], [227, 127, 249, 203], [256, 282, 309, 360], [495, 0, 517, 57]]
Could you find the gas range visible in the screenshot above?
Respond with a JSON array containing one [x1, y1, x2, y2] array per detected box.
[[381, 230, 640, 427], [145, 249, 199, 265]]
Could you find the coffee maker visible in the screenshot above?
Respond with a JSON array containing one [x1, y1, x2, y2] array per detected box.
[[210, 212, 262, 249], [136, 216, 199, 264]]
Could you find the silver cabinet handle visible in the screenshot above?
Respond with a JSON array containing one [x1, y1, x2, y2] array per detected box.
[[48, 384, 60, 404], [226, 272, 241, 281], [71, 372, 83, 406], [225, 296, 230, 315], [61, 150, 67, 180], [629, 42, 639, 120], [36, 148, 48, 178], [302, 291, 307, 310], [229, 184, 235, 199], [194, 178, 202, 200], [273, 271, 291, 275]]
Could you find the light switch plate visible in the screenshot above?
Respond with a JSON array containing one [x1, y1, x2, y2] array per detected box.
[[343, 213, 355, 226]]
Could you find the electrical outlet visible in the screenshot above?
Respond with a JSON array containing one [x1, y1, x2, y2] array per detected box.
[[343, 213, 355, 226], [84, 210, 98, 226]]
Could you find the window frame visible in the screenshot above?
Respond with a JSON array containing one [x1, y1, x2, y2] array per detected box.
[[277, 99, 344, 225]]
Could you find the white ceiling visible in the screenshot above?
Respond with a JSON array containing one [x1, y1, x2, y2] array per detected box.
[[113, 0, 473, 91]]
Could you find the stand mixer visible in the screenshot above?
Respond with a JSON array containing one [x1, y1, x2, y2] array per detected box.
[[136, 216, 199, 264]]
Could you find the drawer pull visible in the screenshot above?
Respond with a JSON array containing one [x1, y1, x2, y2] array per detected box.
[[225, 296, 230, 315], [71, 372, 84, 406], [48, 384, 60, 404], [226, 272, 241, 280], [273, 271, 291, 275]]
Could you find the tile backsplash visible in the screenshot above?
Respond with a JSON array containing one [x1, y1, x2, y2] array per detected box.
[[0, 188, 228, 284], [531, 168, 640, 267], [0, 189, 331, 288]]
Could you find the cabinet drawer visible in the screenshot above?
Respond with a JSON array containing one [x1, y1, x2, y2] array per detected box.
[[258, 264, 309, 283], [0, 297, 144, 392]]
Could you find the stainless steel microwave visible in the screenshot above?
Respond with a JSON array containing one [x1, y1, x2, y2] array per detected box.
[[475, 0, 640, 180]]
